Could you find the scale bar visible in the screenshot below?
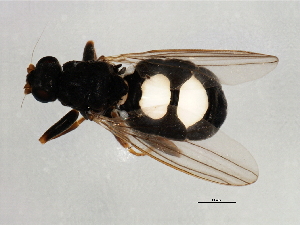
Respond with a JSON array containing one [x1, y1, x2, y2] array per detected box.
[[198, 202, 236, 203]]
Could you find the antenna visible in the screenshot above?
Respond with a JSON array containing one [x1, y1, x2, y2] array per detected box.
[[23, 22, 49, 108], [30, 22, 49, 64], [21, 95, 26, 108]]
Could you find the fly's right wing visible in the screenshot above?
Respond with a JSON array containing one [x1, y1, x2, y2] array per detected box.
[[92, 113, 258, 186]]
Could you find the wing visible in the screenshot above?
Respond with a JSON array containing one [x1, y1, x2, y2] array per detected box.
[[103, 49, 278, 85], [92, 113, 258, 186]]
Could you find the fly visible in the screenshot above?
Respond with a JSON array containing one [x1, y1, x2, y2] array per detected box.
[[24, 40, 278, 185]]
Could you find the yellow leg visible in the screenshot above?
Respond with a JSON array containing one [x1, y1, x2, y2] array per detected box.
[[114, 135, 146, 156], [128, 148, 146, 156]]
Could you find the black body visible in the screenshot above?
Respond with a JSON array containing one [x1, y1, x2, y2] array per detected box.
[[25, 41, 227, 142], [26, 57, 128, 118]]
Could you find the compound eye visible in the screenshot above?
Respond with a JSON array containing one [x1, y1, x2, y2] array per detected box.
[[32, 88, 57, 103]]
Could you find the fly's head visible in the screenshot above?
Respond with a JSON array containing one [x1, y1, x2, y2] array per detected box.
[[24, 56, 62, 103]]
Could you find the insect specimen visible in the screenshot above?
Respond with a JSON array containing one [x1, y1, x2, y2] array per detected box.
[[24, 41, 278, 185]]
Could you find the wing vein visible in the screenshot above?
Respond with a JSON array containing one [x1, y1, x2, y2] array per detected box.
[[186, 140, 258, 177]]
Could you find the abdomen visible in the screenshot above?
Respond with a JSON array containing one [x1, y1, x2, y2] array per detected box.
[[120, 59, 227, 141]]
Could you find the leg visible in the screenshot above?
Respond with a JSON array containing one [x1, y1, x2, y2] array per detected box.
[[48, 117, 85, 141], [114, 135, 146, 156], [39, 109, 85, 144], [82, 40, 97, 61]]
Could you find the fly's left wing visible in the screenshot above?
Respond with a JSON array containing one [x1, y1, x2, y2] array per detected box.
[[103, 49, 278, 85], [92, 113, 258, 186]]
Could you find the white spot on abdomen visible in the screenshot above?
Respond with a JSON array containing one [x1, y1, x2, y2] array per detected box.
[[177, 75, 208, 127], [140, 74, 170, 119]]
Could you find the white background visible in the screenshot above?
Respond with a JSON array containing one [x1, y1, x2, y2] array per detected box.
[[1, 1, 299, 224]]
